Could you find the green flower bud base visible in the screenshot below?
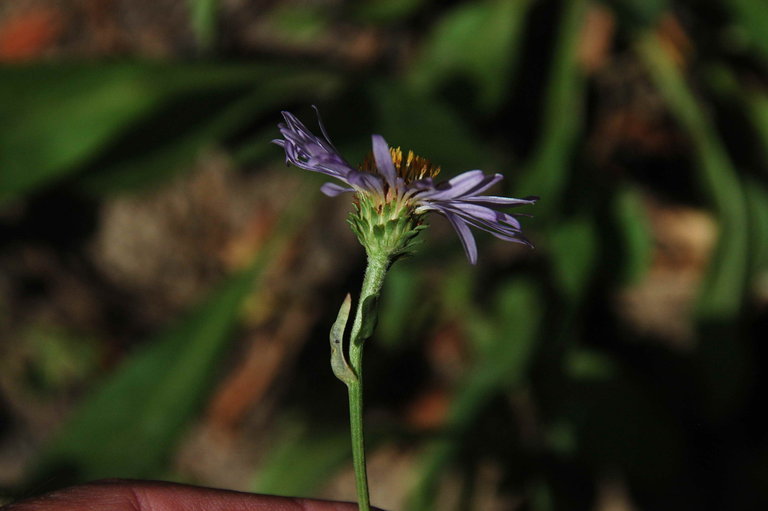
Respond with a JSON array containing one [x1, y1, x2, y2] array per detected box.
[[347, 193, 427, 261]]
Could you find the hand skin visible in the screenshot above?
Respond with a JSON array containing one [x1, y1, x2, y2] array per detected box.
[[1, 479, 382, 511]]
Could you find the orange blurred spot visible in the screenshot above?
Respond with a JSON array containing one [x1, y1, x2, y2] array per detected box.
[[405, 386, 451, 430], [0, 8, 63, 61], [656, 13, 693, 68], [577, 4, 616, 73]]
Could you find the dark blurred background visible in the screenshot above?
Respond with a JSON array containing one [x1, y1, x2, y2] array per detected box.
[[1, 0, 768, 510]]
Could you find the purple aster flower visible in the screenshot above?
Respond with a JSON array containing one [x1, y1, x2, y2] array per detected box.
[[274, 108, 537, 264]]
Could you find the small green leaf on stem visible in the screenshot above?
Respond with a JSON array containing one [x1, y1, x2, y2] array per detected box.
[[354, 295, 380, 346], [330, 294, 356, 385]]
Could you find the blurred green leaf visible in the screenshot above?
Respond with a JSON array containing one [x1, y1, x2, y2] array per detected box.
[[32, 196, 312, 483], [78, 69, 337, 194], [725, 0, 768, 62], [0, 63, 338, 201], [639, 34, 749, 321], [516, 0, 587, 218], [253, 420, 350, 496], [1, 64, 159, 201], [407, 0, 533, 112]]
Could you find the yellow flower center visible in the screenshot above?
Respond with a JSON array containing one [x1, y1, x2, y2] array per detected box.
[[360, 147, 441, 183]]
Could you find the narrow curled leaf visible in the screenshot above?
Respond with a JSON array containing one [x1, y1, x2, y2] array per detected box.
[[330, 294, 356, 384], [354, 295, 380, 346]]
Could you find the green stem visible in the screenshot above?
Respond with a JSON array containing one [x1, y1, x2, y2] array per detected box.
[[347, 381, 370, 511], [345, 252, 391, 511]]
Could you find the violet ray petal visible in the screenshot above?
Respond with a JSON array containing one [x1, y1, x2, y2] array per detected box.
[[346, 171, 385, 195], [424, 203, 526, 240], [312, 105, 337, 149], [450, 212, 526, 241], [372, 135, 397, 189], [276, 115, 358, 179], [450, 215, 522, 239], [443, 212, 478, 264], [442, 203, 523, 230], [418, 170, 502, 201], [416, 201, 523, 231], [463, 195, 538, 206], [321, 182, 356, 197], [460, 172, 504, 197]]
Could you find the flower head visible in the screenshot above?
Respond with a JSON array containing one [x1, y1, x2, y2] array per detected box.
[[275, 108, 537, 264]]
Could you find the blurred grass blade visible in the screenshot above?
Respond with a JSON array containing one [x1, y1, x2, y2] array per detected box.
[[32, 195, 312, 483], [549, 216, 598, 302], [745, 92, 768, 165], [744, 178, 768, 276], [407, 0, 533, 113], [613, 186, 653, 285], [638, 34, 748, 321], [408, 278, 540, 510], [0, 63, 337, 201], [516, 0, 587, 218], [189, 0, 218, 51]]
